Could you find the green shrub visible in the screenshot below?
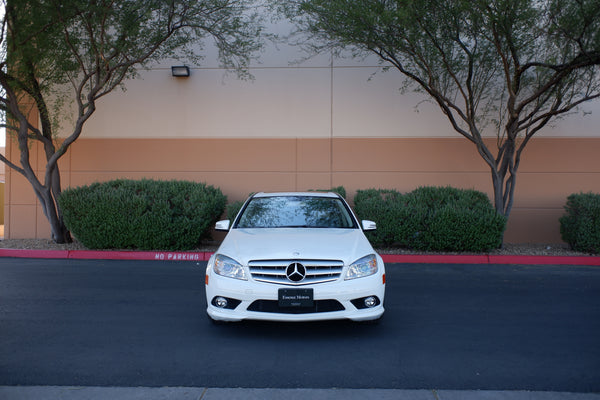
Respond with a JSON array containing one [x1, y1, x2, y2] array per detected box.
[[560, 192, 600, 254], [354, 189, 409, 246], [58, 179, 226, 250], [354, 186, 506, 252], [226, 192, 258, 222], [405, 186, 506, 252], [227, 200, 245, 222]]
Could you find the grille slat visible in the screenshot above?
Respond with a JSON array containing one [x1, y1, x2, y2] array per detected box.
[[249, 259, 343, 286]]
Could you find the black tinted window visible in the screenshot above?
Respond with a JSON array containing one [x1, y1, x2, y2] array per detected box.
[[236, 196, 356, 229]]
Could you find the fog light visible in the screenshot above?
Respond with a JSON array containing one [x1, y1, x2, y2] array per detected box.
[[351, 296, 381, 310], [215, 297, 228, 308], [211, 296, 242, 310], [364, 296, 377, 308]]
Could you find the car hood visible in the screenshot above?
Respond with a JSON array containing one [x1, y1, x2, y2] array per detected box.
[[217, 228, 375, 266]]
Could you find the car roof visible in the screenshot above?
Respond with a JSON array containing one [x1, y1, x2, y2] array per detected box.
[[252, 192, 340, 199]]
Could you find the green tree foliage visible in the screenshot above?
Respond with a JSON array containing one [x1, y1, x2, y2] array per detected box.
[[0, 0, 264, 242], [280, 0, 600, 220]]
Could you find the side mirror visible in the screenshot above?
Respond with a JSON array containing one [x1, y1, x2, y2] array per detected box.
[[361, 220, 377, 231], [215, 220, 231, 231]]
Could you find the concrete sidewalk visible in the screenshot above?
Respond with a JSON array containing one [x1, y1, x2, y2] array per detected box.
[[1, 387, 599, 400]]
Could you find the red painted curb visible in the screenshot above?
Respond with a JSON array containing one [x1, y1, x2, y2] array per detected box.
[[0, 249, 70, 259], [380, 254, 600, 266], [0, 249, 212, 262], [68, 250, 210, 261], [1, 249, 599, 265], [486, 254, 600, 266], [380, 254, 489, 264]]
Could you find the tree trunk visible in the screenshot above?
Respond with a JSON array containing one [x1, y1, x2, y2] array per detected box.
[[491, 170, 506, 217], [489, 135, 521, 225], [23, 164, 72, 244], [36, 186, 72, 244]]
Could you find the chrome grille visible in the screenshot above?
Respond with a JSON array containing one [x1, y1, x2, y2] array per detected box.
[[249, 259, 344, 286]]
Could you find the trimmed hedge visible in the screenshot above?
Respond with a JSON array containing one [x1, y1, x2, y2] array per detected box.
[[58, 179, 226, 250], [560, 192, 600, 254], [226, 200, 245, 222], [353, 188, 407, 247], [354, 186, 506, 252]]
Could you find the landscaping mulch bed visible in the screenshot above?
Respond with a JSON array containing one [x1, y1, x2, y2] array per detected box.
[[0, 238, 591, 257]]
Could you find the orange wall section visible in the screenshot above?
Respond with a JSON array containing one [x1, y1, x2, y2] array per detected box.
[[4, 136, 600, 244]]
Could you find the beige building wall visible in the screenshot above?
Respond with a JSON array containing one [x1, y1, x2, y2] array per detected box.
[[4, 30, 600, 244], [5, 135, 600, 244]]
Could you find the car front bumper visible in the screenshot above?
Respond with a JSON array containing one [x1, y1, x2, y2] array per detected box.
[[205, 268, 385, 322]]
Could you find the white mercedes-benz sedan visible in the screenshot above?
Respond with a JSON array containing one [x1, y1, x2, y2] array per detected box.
[[205, 192, 385, 323]]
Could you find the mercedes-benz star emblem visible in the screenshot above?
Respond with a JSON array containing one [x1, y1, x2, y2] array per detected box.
[[286, 263, 306, 282]]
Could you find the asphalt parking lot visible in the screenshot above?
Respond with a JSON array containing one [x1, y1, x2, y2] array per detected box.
[[1, 257, 599, 397]]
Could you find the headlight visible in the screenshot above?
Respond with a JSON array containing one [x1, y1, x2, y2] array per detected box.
[[213, 254, 247, 280], [345, 254, 378, 280]]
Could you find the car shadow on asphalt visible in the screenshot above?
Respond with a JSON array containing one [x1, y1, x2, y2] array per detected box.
[[205, 316, 389, 339]]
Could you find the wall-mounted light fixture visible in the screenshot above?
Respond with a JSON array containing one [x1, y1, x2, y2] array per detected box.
[[171, 66, 190, 77]]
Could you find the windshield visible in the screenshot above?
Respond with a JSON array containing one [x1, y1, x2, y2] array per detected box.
[[235, 196, 357, 229]]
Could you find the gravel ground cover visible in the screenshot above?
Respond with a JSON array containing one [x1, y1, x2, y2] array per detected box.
[[0, 238, 593, 257]]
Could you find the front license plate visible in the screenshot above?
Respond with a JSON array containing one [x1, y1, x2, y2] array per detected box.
[[279, 288, 314, 307]]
